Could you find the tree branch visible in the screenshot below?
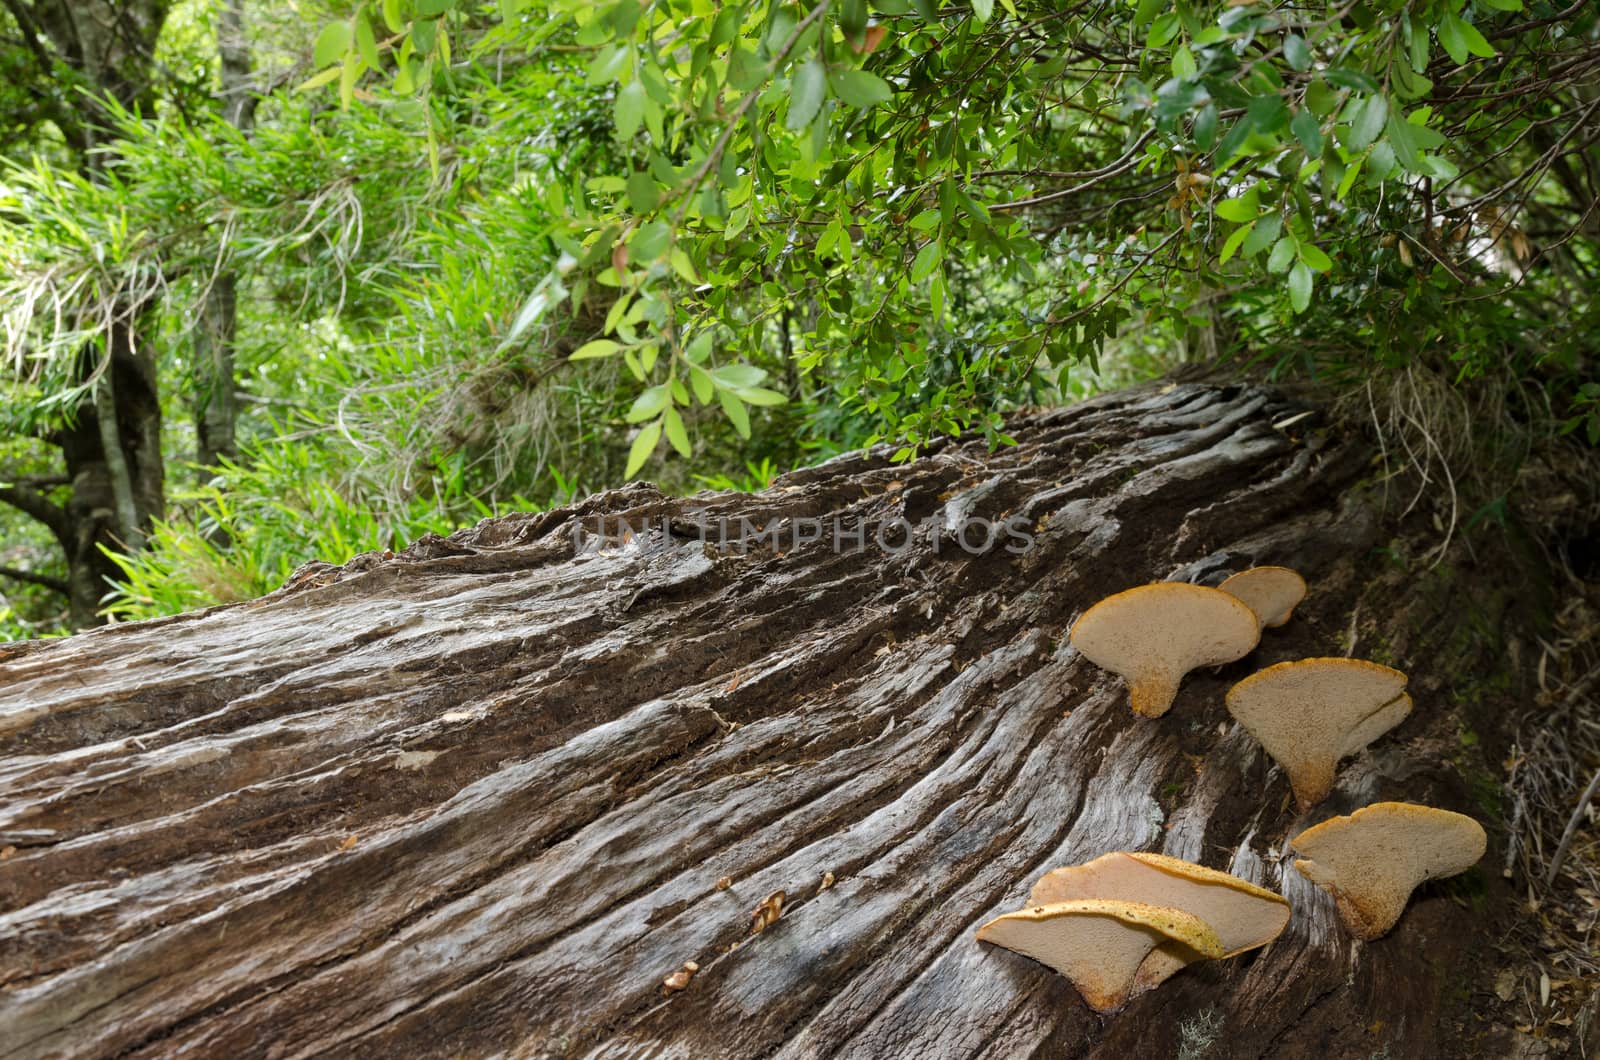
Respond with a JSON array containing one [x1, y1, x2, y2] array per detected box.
[[0, 483, 68, 541], [0, 564, 69, 595]]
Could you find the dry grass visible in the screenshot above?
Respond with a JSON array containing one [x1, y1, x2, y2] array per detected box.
[[1499, 573, 1600, 1054]]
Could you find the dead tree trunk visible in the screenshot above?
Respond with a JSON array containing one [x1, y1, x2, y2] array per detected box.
[[0, 383, 1532, 1058]]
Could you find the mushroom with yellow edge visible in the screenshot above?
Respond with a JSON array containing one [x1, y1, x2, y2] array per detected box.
[[975, 899, 1224, 1013], [1218, 566, 1307, 628], [1030, 852, 1290, 995], [1070, 583, 1262, 718], [1291, 802, 1487, 939], [1225, 657, 1411, 809]]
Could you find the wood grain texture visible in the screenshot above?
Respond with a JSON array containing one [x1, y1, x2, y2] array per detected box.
[[0, 383, 1508, 1058]]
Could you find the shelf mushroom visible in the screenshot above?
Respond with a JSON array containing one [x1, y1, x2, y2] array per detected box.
[[1218, 566, 1307, 629], [975, 899, 1223, 1013], [1225, 657, 1411, 809], [1291, 802, 1487, 939], [1069, 583, 1261, 717], [1030, 852, 1290, 995]]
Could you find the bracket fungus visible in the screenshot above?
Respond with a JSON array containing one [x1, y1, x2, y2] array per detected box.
[[1225, 657, 1411, 809], [1291, 802, 1487, 939], [975, 899, 1223, 1013], [1069, 583, 1261, 718], [1218, 566, 1307, 628], [1029, 852, 1290, 993]]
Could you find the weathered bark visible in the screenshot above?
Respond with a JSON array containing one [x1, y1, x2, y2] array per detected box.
[[0, 383, 1530, 1058]]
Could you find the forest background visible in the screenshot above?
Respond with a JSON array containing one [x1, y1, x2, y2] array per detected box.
[[0, 0, 1595, 637]]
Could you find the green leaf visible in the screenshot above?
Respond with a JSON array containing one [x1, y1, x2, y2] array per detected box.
[[830, 70, 893, 108], [629, 220, 672, 260], [911, 240, 942, 282], [1171, 45, 1197, 80], [1242, 213, 1282, 256], [1306, 78, 1337, 117], [788, 56, 828, 131], [1288, 261, 1313, 313], [1219, 222, 1251, 263], [1147, 12, 1180, 48], [664, 407, 691, 457], [1325, 67, 1380, 93], [727, 47, 765, 90], [295, 66, 342, 93], [1458, 14, 1497, 59], [625, 419, 662, 477], [382, 0, 404, 33], [1283, 34, 1311, 72], [1367, 140, 1398, 180], [626, 171, 659, 213], [1386, 112, 1422, 171], [1248, 94, 1289, 135], [718, 388, 751, 439], [1348, 94, 1388, 152], [1437, 14, 1468, 66], [1214, 116, 1253, 162], [972, 0, 994, 23], [1291, 110, 1323, 156], [734, 386, 788, 406], [340, 56, 359, 108], [1405, 113, 1446, 151], [1267, 236, 1297, 273], [588, 44, 629, 86], [1298, 242, 1333, 271], [626, 385, 670, 423], [711, 363, 767, 388], [689, 363, 714, 404], [1336, 156, 1364, 199], [669, 247, 699, 283], [314, 22, 351, 68], [571, 339, 623, 360], [1193, 103, 1218, 150], [1215, 192, 1259, 223], [355, 13, 380, 70], [1391, 58, 1433, 101], [411, 18, 437, 55], [614, 80, 645, 141]]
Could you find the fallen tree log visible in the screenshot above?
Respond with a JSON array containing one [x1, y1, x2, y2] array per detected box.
[[0, 382, 1534, 1058]]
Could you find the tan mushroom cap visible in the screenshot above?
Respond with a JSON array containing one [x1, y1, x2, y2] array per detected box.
[[1225, 657, 1411, 809], [1218, 566, 1308, 628], [1291, 802, 1487, 939], [1030, 852, 1290, 992], [975, 898, 1224, 1013], [1070, 583, 1262, 718]]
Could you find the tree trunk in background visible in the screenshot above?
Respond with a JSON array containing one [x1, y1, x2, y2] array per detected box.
[[0, 383, 1542, 1057], [194, 0, 255, 478], [194, 272, 240, 476], [0, 0, 173, 625], [51, 317, 164, 628]]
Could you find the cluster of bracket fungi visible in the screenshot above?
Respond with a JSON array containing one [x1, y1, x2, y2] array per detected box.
[[974, 568, 1488, 1014]]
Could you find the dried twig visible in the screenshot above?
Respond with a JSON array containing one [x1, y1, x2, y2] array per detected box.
[[1545, 765, 1600, 889]]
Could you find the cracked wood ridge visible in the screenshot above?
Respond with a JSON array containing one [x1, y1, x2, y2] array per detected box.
[[0, 383, 1487, 1058]]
